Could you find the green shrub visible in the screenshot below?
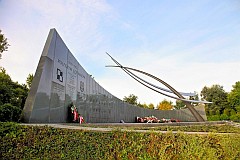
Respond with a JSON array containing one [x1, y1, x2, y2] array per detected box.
[[220, 114, 230, 120], [230, 113, 240, 121], [207, 115, 220, 121], [0, 122, 23, 137], [0, 103, 22, 122], [230, 109, 236, 116], [0, 123, 240, 159], [150, 124, 240, 133]]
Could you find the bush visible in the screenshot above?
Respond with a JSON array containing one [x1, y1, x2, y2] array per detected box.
[[0, 123, 240, 159], [0, 103, 22, 122], [230, 113, 240, 121], [0, 122, 23, 137], [207, 115, 220, 121], [220, 114, 230, 120]]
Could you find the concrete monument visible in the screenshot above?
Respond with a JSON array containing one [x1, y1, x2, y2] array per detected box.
[[23, 28, 207, 123]]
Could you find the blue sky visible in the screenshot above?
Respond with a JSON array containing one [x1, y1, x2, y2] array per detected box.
[[1, 0, 240, 105]]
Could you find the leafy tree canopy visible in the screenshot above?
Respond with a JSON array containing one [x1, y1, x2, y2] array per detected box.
[[228, 81, 240, 111], [137, 102, 155, 109], [26, 73, 34, 89], [123, 94, 138, 105], [148, 103, 155, 109], [0, 68, 28, 109], [0, 30, 10, 59], [175, 100, 185, 109], [123, 94, 155, 109], [201, 84, 229, 114], [157, 99, 173, 110]]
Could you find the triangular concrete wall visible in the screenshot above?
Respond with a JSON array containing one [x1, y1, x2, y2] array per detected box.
[[23, 29, 206, 123]]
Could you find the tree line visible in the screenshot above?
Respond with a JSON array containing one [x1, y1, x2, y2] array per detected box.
[[0, 67, 33, 122], [123, 82, 240, 121]]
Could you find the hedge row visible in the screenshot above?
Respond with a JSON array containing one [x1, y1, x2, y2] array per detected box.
[[207, 113, 240, 121], [0, 122, 240, 159], [133, 124, 240, 133]]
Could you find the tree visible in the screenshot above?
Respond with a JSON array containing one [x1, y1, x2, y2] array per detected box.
[[148, 103, 155, 109], [0, 30, 10, 59], [200, 85, 229, 115], [0, 103, 22, 122], [157, 99, 173, 110], [123, 94, 155, 109], [0, 68, 29, 122], [227, 81, 240, 112], [189, 91, 199, 106], [0, 68, 13, 105], [26, 73, 34, 89], [175, 100, 185, 109], [0, 68, 28, 109], [11, 83, 28, 109], [137, 103, 144, 108], [123, 94, 138, 105]]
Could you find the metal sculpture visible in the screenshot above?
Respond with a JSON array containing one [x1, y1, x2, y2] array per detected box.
[[106, 53, 211, 122]]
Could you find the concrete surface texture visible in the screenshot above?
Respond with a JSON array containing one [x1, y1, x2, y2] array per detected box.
[[23, 28, 207, 123]]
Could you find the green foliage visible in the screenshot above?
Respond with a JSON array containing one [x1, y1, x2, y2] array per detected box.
[[11, 85, 28, 109], [200, 82, 240, 121], [230, 113, 240, 121], [148, 103, 155, 109], [0, 68, 12, 105], [137, 102, 148, 108], [228, 81, 240, 110], [123, 94, 138, 105], [0, 103, 22, 122], [230, 109, 236, 115], [0, 68, 29, 122], [204, 82, 240, 121], [175, 100, 185, 109], [223, 108, 231, 116], [0, 30, 10, 59], [0, 68, 28, 109], [137, 102, 155, 109], [207, 112, 240, 122], [0, 123, 240, 159], [123, 94, 155, 109], [149, 124, 240, 133], [220, 114, 230, 120], [26, 73, 34, 89], [0, 122, 24, 137], [236, 105, 240, 112], [207, 115, 221, 121], [215, 110, 221, 115], [201, 85, 229, 115]]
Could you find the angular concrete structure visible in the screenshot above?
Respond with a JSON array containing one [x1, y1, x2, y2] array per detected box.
[[23, 28, 206, 123]]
